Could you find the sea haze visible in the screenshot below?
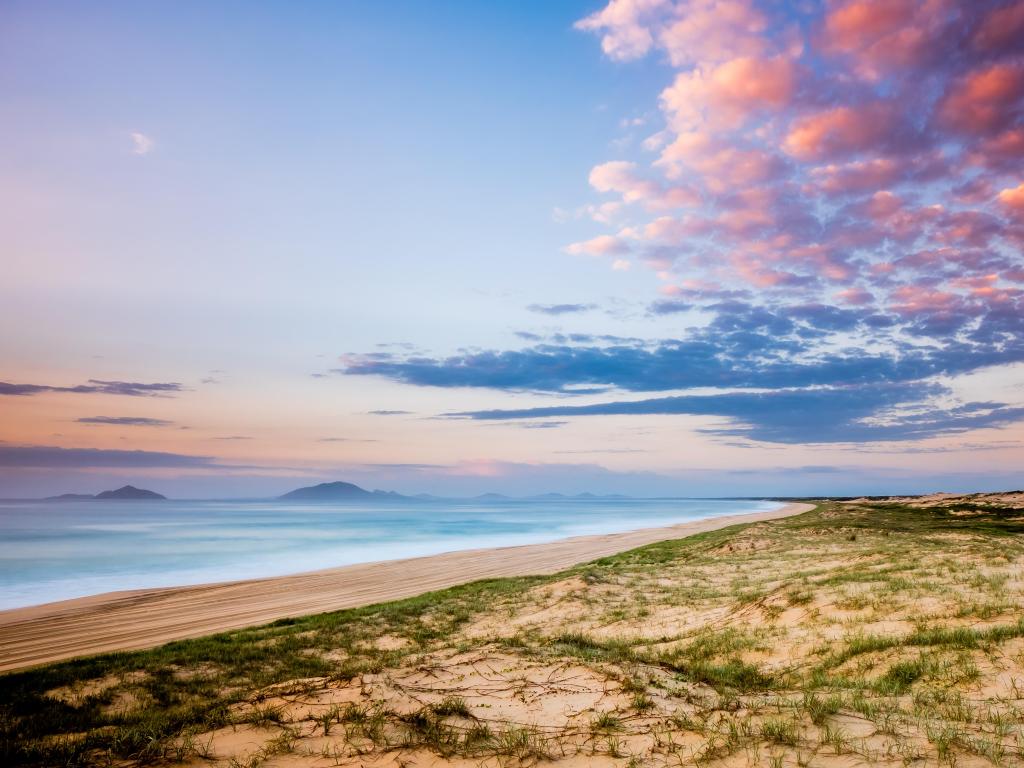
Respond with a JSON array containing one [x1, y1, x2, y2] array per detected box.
[[0, 497, 781, 610]]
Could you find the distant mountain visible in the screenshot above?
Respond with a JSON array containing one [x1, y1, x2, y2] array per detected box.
[[44, 485, 166, 501], [527, 492, 633, 500], [474, 492, 509, 500], [279, 481, 408, 501], [95, 485, 166, 500]]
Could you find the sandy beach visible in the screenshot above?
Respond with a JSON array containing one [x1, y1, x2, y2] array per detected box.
[[8, 496, 1024, 767], [0, 502, 809, 673]]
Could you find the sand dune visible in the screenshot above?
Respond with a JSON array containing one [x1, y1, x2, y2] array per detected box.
[[0, 503, 810, 672]]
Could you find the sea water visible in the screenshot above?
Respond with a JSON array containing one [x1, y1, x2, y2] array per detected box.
[[0, 497, 780, 610]]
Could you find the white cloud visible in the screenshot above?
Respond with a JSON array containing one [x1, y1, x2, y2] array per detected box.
[[130, 132, 154, 156]]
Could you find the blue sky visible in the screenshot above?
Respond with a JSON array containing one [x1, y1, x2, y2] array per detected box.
[[2, 0, 1024, 498]]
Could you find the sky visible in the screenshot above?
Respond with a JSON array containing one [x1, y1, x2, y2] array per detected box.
[[2, 0, 1024, 498]]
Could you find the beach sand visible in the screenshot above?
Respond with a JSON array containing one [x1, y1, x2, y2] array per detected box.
[[9, 496, 1024, 767], [0, 502, 810, 672]]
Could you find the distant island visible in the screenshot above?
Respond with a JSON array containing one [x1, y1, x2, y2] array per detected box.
[[278, 481, 406, 501], [40, 481, 636, 502], [46, 485, 166, 501], [277, 482, 632, 502]]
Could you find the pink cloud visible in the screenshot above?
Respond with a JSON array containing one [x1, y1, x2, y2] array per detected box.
[[713, 186, 816, 239], [589, 160, 700, 209], [729, 253, 812, 288], [835, 287, 875, 305], [573, 0, 668, 61], [952, 177, 995, 205], [659, 130, 787, 191], [969, 127, 1024, 171], [809, 152, 946, 196], [784, 102, 901, 160], [972, 0, 1024, 53], [949, 273, 1001, 297], [859, 190, 903, 220], [573, 0, 1024, 326], [659, 0, 769, 66], [643, 214, 710, 243], [840, 192, 946, 245], [940, 61, 1024, 137], [925, 210, 1002, 250], [564, 234, 632, 257], [810, 157, 904, 196], [818, 0, 956, 80], [888, 285, 963, 316], [661, 56, 797, 131], [999, 182, 1024, 220]]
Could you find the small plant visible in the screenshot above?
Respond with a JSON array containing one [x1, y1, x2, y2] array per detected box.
[[761, 718, 799, 746], [312, 704, 342, 735], [926, 724, 959, 763], [431, 695, 471, 718], [802, 691, 841, 724], [632, 692, 655, 711], [591, 711, 622, 731], [494, 725, 549, 762], [620, 675, 648, 694], [820, 723, 849, 754], [876, 657, 926, 694], [787, 587, 813, 606], [243, 703, 285, 727]]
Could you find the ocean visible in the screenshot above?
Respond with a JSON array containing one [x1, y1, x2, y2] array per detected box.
[[0, 497, 781, 610]]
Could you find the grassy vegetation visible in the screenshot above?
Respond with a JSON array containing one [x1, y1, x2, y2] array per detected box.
[[3, 496, 1024, 766], [0, 575, 544, 766]]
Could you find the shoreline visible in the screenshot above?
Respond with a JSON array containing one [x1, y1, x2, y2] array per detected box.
[[0, 502, 812, 673]]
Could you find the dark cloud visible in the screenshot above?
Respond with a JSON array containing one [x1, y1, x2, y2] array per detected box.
[[214, 435, 252, 441], [727, 465, 845, 475], [77, 416, 175, 427], [340, 336, 1018, 396], [526, 303, 598, 315], [0, 445, 216, 469], [446, 384, 1024, 444], [338, 293, 1024, 445], [339, 297, 1024, 395], [648, 300, 692, 315], [367, 410, 412, 416], [0, 383, 52, 396], [0, 380, 183, 397]]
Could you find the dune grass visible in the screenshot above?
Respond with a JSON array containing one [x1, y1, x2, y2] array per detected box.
[[3, 497, 1024, 766]]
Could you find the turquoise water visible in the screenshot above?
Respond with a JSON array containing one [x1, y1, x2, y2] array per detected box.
[[0, 497, 780, 610]]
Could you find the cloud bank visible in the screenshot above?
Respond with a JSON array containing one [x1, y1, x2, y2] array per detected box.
[[0, 445, 215, 469], [1, 380, 183, 397], [77, 416, 175, 427]]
